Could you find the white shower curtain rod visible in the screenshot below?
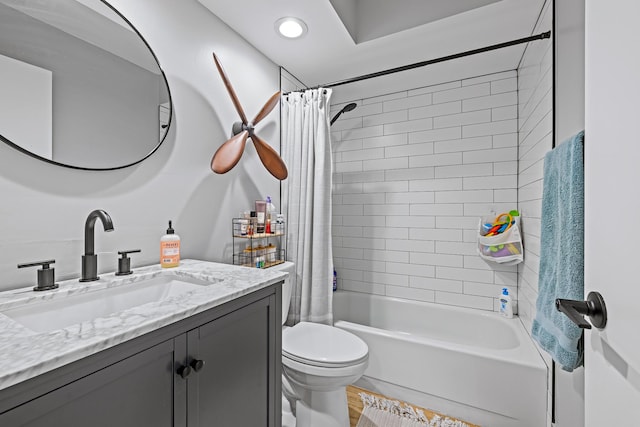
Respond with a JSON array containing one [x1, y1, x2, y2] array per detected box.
[[283, 31, 551, 94]]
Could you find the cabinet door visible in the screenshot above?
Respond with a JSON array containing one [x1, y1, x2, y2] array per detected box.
[[0, 340, 177, 427], [187, 295, 280, 427]]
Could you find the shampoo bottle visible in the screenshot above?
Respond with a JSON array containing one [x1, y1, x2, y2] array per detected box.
[[333, 269, 337, 292], [499, 287, 513, 318], [265, 196, 273, 234], [161, 220, 181, 268]]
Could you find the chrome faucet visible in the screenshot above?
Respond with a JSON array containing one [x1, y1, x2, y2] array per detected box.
[[80, 209, 114, 282]]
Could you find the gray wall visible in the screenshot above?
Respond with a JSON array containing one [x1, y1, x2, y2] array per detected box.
[[0, 0, 281, 290], [280, 68, 307, 94], [554, 0, 585, 145]]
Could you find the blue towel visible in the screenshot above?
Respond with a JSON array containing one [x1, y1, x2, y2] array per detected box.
[[531, 131, 584, 372]]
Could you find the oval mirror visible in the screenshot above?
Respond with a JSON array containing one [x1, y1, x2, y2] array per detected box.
[[0, 0, 172, 170]]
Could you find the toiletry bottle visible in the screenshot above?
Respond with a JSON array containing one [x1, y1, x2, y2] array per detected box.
[[249, 211, 256, 235], [239, 211, 249, 236], [276, 213, 284, 235], [333, 269, 337, 292], [266, 243, 276, 263], [239, 218, 248, 236], [499, 287, 513, 318], [255, 200, 266, 234], [160, 220, 180, 268], [265, 196, 273, 234]]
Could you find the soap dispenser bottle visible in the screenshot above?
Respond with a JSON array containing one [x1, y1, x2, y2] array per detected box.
[[161, 220, 180, 268], [499, 287, 513, 318]]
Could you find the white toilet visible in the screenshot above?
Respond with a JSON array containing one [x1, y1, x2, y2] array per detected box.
[[273, 262, 369, 427]]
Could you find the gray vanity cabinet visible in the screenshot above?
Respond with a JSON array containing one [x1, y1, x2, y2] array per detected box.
[[0, 284, 282, 427], [0, 340, 176, 427], [187, 296, 278, 426]]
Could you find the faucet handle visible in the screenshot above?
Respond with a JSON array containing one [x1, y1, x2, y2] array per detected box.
[[116, 250, 141, 276], [17, 259, 59, 292]]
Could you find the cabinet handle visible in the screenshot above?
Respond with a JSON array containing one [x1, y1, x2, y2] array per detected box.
[[190, 359, 205, 372], [177, 365, 192, 379]]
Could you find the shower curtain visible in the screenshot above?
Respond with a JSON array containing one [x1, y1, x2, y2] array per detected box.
[[281, 88, 333, 325]]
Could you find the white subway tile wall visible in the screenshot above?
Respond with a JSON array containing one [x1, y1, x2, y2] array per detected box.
[[516, 5, 553, 336], [331, 71, 519, 311], [516, 4, 553, 425]]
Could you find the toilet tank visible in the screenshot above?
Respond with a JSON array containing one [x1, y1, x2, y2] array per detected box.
[[268, 261, 295, 325]]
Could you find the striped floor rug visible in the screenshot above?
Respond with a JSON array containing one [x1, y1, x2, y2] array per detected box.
[[349, 386, 478, 427]]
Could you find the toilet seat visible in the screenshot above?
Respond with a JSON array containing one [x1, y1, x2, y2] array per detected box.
[[282, 322, 369, 368], [282, 352, 369, 378]]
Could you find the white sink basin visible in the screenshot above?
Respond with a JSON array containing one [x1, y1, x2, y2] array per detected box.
[[3, 274, 214, 333]]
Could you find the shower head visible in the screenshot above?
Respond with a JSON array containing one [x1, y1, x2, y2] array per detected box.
[[343, 103, 357, 112], [330, 102, 357, 126]]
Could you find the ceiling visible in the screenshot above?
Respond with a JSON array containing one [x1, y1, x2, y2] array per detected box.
[[199, 0, 546, 101], [328, 0, 502, 44]]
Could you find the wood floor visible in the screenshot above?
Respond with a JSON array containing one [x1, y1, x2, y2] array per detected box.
[[346, 385, 479, 427]]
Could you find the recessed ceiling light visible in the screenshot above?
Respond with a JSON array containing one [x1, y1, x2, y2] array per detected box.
[[275, 17, 308, 39]]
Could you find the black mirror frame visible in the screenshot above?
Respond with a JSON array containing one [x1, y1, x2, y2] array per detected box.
[[0, 0, 173, 171]]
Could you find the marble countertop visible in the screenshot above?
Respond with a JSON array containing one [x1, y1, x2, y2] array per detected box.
[[0, 259, 286, 392]]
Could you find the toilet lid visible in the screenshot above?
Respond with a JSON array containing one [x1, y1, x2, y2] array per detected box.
[[282, 322, 368, 368]]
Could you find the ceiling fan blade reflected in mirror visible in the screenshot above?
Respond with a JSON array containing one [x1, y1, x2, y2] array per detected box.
[[250, 133, 288, 180], [253, 91, 281, 125], [210, 130, 249, 174], [212, 53, 248, 124]]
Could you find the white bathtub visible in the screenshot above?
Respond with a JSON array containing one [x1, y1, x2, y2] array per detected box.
[[333, 291, 547, 427]]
